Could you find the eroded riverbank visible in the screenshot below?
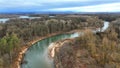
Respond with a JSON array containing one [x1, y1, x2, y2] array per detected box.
[[14, 32, 62, 68]]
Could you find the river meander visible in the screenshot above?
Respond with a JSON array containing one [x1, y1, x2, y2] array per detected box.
[[21, 21, 109, 68]]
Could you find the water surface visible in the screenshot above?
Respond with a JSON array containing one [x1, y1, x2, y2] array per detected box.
[[0, 18, 9, 23], [19, 16, 41, 19]]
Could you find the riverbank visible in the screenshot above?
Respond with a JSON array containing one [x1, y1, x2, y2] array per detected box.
[[48, 38, 74, 59], [13, 29, 82, 68]]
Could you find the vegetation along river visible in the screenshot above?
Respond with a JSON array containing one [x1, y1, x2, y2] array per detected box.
[[21, 21, 109, 68]]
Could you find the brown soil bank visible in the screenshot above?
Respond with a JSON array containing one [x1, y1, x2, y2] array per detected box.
[[54, 29, 120, 68], [13, 32, 63, 68]]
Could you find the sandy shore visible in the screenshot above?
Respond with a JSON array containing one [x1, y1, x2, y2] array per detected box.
[[48, 39, 74, 59]]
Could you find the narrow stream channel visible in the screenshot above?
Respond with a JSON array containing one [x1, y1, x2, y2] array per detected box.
[[21, 21, 109, 68]]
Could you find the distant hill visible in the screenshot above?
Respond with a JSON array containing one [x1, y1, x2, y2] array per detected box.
[[0, 11, 120, 15]]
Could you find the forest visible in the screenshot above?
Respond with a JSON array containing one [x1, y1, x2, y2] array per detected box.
[[0, 14, 120, 68], [54, 15, 120, 68]]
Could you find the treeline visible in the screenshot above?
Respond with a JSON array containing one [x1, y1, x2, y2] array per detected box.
[[0, 16, 103, 42], [88, 13, 120, 22], [0, 33, 20, 68]]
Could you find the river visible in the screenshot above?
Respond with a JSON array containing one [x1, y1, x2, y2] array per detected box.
[[0, 16, 41, 23], [21, 21, 109, 68], [0, 18, 9, 23]]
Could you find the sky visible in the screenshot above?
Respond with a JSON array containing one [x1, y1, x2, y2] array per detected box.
[[0, 0, 120, 13]]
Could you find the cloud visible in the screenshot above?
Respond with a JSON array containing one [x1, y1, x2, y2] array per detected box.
[[46, 2, 120, 12], [0, 0, 93, 9], [0, 0, 120, 12], [41, 0, 92, 3], [0, 0, 43, 8]]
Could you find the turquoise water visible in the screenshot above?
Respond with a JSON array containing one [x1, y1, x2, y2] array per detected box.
[[21, 33, 79, 68]]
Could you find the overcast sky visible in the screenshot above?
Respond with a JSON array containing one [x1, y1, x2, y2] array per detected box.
[[0, 0, 120, 12]]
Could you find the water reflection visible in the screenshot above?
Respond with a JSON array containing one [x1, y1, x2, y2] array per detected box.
[[0, 18, 9, 23]]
